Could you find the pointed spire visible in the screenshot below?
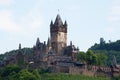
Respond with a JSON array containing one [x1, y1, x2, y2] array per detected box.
[[64, 20, 68, 27], [70, 41, 72, 46], [19, 43, 21, 50], [36, 37, 40, 46], [112, 55, 117, 66], [47, 37, 51, 47], [50, 20, 53, 27], [54, 14, 63, 26]]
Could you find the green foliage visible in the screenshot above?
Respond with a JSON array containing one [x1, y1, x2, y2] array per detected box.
[[32, 69, 41, 79], [7, 71, 18, 80], [17, 57, 24, 66], [77, 51, 86, 62], [86, 50, 98, 65], [41, 73, 109, 80], [17, 69, 38, 80], [0, 54, 4, 61], [96, 53, 107, 66], [89, 39, 120, 65], [0, 65, 109, 80], [1, 65, 21, 77], [39, 68, 50, 74], [106, 50, 120, 65], [89, 40, 120, 51], [77, 50, 107, 66]]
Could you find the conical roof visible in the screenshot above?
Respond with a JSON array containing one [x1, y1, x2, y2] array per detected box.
[[50, 20, 53, 27], [47, 37, 51, 47], [54, 14, 63, 26], [64, 20, 68, 26], [36, 38, 40, 46]]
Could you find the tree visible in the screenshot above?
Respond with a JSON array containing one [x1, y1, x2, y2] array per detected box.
[[32, 69, 41, 79], [1, 65, 21, 77], [18, 69, 38, 80], [86, 50, 98, 65], [96, 53, 107, 66], [77, 51, 86, 62]]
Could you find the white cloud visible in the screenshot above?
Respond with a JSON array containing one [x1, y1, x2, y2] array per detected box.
[[0, 0, 15, 6]]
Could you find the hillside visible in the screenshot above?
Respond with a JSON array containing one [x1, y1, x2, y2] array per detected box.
[[1, 38, 120, 65], [89, 38, 120, 65], [0, 48, 33, 62], [0, 38, 120, 79], [0, 65, 110, 80]]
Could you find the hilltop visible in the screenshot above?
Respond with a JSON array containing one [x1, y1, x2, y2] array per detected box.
[[89, 38, 120, 65]]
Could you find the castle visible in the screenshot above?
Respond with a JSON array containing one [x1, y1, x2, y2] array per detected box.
[[1, 14, 120, 77]]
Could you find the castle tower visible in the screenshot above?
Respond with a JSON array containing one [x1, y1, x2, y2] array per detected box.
[[16, 44, 24, 66], [50, 14, 67, 55]]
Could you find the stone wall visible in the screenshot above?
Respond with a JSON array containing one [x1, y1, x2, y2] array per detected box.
[[69, 65, 113, 77]]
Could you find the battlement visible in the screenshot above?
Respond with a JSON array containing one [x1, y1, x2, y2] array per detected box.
[[50, 14, 67, 33]]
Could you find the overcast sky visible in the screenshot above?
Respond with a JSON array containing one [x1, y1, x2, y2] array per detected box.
[[0, 0, 120, 53]]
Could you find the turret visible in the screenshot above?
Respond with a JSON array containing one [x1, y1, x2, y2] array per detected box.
[[19, 43, 21, 50], [64, 20, 68, 27], [50, 14, 67, 54], [100, 37, 105, 45], [36, 38, 40, 46], [16, 44, 24, 65], [47, 37, 51, 47], [50, 20, 53, 28], [50, 14, 67, 33], [18, 43, 22, 54]]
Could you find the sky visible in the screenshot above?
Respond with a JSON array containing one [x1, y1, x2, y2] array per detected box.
[[0, 0, 120, 53]]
